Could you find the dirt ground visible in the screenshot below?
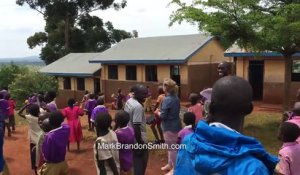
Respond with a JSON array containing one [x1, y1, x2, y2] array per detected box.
[[3, 114, 167, 175]]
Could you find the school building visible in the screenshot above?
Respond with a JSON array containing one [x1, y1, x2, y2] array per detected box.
[[89, 34, 227, 101], [40, 53, 102, 108], [225, 46, 300, 104]]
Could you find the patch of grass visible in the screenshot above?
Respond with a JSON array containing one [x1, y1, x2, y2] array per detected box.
[[244, 112, 282, 155]]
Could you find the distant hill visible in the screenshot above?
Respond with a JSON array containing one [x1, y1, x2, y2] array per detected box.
[[0, 56, 45, 66]]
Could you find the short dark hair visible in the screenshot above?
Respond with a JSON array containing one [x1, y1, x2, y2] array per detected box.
[[49, 111, 64, 128], [97, 98, 104, 106], [189, 93, 199, 105], [45, 90, 56, 102], [67, 98, 76, 108], [158, 86, 164, 95], [89, 93, 95, 99], [28, 104, 40, 117], [279, 122, 300, 142], [183, 112, 196, 126], [95, 113, 112, 135], [115, 110, 130, 128]]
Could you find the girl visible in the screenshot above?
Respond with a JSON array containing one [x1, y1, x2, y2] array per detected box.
[[94, 113, 120, 175], [6, 94, 16, 133], [44, 91, 58, 112], [187, 93, 203, 124], [18, 104, 42, 175], [114, 110, 135, 175], [178, 112, 195, 144], [62, 98, 84, 151], [159, 78, 182, 175], [276, 121, 300, 175]]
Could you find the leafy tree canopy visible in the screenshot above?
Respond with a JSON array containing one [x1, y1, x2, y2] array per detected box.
[[17, 0, 133, 64]]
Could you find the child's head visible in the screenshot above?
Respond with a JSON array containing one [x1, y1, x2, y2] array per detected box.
[[45, 90, 56, 103], [183, 112, 196, 126], [89, 93, 95, 99], [85, 90, 89, 95], [209, 76, 253, 130], [278, 121, 300, 143], [28, 104, 40, 117], [97, 98, 105, 106], [38, 112, 52, 132], [189, 93, 199, 105], [293, 102, 300, 116], [157, 85, 164, 95], [115, 110, 130, 128], [49, 111, 64, 128], [67, 98, 76, 108], [95, 113, 112, 136]]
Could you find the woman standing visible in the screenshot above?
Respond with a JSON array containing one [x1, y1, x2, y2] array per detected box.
[[62, 98, 84, 151], [159, 78, 182, 175]]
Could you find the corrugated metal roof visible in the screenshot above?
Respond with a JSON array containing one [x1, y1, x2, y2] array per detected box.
[[40, 53, 101, 77], [89, 34, 214, 64]]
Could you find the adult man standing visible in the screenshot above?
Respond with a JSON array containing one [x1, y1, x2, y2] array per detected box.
[[217, 61, 232, 77], [124, 85, 148, 175]]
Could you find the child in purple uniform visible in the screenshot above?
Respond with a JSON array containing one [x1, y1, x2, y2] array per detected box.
[[91, 98, 108, 124], [0, 93, 10, 136], [114, 110, 135, 174], [39, 111, 70, 175], [178, 112, 195, 144], [85, 94, 97, 131], [44, 91, 57, 112]]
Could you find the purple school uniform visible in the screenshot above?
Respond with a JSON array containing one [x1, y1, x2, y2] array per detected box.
[[47, 101, 57, 112], [178, 125, 193, 144], [85, 99, 97, 114], [115, 126, 134, 171], [42, 124, 70, 163], [90, 105, 108, 122], [0, 99, 9, 121]]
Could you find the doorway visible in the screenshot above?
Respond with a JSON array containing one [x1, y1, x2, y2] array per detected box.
[[94, 78, 101, 94], [248, 60, 264, 100], [170, 65, 181, 97]]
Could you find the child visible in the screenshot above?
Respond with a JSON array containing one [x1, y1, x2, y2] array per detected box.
[[276, 121, 300, 175], [85, 93, 97, 131], [90, 98, 108, 126], [18, 104, 43, 175], [114, 110, 135, 174], [116, 88, 125, 110], [178, 112, 195, 144], [6, 94, 16, 133], [0, 93, 10, 137], [144, 86, 152, 112], [94, 113, 120, 175], [286, 102, 300, 142], [36, 113, 52, 169], [44, 91, 58, 112], [187, 93, 203, 124], [151, 86, 164, 143], [62, 98, 84, 151], [175, 76, 278, 175], [38, 111, 70, 175]]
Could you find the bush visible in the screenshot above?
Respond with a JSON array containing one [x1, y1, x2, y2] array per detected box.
[[9, 70, 58, 107], [0, 63, 29, 89]]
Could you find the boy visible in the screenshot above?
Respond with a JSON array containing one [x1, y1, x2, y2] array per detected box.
[[94, 113, 119, 175], [38, 111, 70, 175], [175, 76, 278, 175], [85, 93, 97, 131]]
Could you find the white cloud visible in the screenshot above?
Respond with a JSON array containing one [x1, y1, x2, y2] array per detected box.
[[0, 0, 198, 58]]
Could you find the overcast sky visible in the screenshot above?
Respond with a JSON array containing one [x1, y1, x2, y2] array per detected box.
[[0, 0, 198, 58]]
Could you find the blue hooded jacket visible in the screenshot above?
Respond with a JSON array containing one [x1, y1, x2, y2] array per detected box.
[[175, 121, 278, 175]]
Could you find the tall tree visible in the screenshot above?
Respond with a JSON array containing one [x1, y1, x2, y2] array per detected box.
[[17, 0, 133, 64], [170, 0, 300, 110]]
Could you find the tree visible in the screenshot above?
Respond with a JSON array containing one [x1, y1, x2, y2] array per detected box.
[[9, 70, 58, 106], [17, 0, 133, 64], [170, 0, 300, 110], [0, 63, 29, 89]]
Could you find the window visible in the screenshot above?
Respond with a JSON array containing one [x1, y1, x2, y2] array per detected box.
[[292, 60, 300, 81], [145, 65, 157, 82], [63, 77, 71, 90], [108, 65, 118, 79], [126, 65, 137, 80], [77, 78, 85, 91]]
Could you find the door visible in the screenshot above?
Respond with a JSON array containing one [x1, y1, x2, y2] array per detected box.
[[170, 65, 181, 98], [94, 78, 101, 94], [248, 60, 264, 100]]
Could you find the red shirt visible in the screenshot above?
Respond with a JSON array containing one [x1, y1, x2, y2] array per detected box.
[[8, 99, 16, 116]]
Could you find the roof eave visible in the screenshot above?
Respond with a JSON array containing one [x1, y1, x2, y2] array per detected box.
[[89, 59, 186, 65], [41, 72, 96, 77]]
